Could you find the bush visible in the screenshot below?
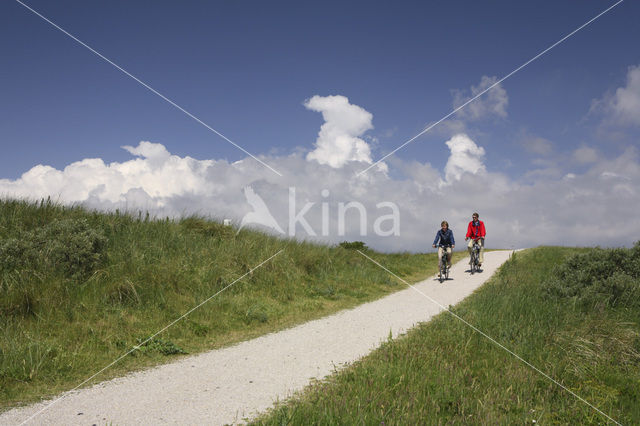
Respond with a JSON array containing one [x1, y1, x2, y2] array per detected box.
[[581, 271, 640, 308], [543, 242, 640, 309], [339, 241, 367, 250], [131, 338, 187, 356], [0, 218, 107, 280]]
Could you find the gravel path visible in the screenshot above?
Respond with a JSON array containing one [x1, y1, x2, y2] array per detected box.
[[1, 250, 513, 425]]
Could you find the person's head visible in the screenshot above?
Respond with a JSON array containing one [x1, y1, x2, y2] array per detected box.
[[441, 220, 449, 230], [472, 213, 479, 221]]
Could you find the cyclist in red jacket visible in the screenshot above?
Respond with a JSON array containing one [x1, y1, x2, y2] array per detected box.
[[465, 212, 486, 266]]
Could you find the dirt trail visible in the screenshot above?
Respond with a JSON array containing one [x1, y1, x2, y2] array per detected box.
[[1, 250, 514, 425]]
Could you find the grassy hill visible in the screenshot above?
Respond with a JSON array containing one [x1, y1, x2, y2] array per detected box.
[[0, 199, 453, 409], [254, 246, 640, 424]]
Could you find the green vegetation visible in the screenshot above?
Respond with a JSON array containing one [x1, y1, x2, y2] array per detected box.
[[255, 246, 640, 425], [543, 245, 640, 310], [338, 241, 368, 250], [0, 199, 454, 409]]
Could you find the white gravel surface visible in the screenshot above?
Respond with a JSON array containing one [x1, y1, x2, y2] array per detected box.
[[1, 250, 514, 425]]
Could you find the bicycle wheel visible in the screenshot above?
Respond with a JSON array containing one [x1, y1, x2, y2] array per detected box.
[[470, 252, 476, 274]]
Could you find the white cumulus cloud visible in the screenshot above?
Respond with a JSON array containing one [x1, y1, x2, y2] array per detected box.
[[444, 134, 486, 183], [0, 142, 215, 205], [304, 95, 374, 168], [1, 138, 640, 251], [2, 94, 640, 252], [452, 75, 508, 121], [591, 64, 640, 127]]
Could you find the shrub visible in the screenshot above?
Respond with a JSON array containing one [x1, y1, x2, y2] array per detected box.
[[131, 338, 187, 356], [581, 271, 640, 308], [339, 241, 367, 250], [543, 243, 640, 309], [0, 218, 107, 280]]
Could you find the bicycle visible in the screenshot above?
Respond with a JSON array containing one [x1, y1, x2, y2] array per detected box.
[[437, 245, 451, 283], [469, 238, 482, 274]]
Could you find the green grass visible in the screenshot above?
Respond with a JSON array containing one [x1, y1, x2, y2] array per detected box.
[[0, 198, 458, 410], [254, 247, 640, 425]]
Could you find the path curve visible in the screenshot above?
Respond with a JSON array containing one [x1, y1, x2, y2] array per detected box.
[[1, 250, 514, 425]]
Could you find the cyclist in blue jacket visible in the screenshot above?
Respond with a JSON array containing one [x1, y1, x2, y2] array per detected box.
[[432, 220, 455, 270]]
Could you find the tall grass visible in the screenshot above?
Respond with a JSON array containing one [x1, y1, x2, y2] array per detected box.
[[255, 247, 640, 424], [0, 199, 448, 409]]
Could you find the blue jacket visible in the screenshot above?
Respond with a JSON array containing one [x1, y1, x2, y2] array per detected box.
[[433, 229, 455, 247]]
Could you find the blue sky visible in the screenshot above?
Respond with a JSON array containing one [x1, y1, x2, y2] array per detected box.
[[1, 1, 639, 250], [2, 0, 637, 179]]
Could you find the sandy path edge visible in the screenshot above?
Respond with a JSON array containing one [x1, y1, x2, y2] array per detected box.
[[1, 250, 514, 425]]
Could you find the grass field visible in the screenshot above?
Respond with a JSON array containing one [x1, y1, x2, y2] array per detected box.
[[0, 198, 459, 410], [254, 246, 640, 425]]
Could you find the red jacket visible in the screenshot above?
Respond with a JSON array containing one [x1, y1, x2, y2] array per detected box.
[[466, 220, 486, 239]]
